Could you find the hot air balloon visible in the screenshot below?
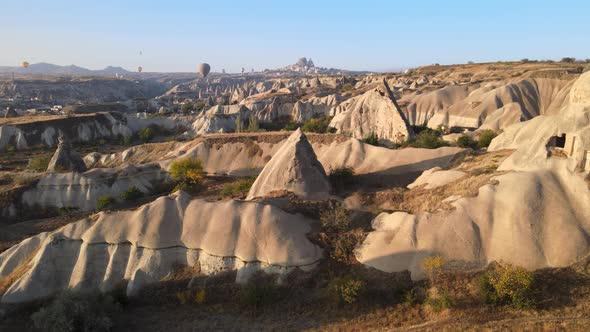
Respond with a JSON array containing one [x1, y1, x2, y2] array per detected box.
[[137, 66, 143, 73], [21, 61, 30, 69], [198, 63, 211, 78]]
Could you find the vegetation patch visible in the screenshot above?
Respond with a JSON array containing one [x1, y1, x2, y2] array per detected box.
[[169, 157, 205, 194], [220, 177, 256, 198], [326, 276, 366, 305], [477, 263, 535, 308], [119, 186, 143, 201], [27, 155, 52, 172], [96, 195, 116, 211], [31, 290, 121, 332]]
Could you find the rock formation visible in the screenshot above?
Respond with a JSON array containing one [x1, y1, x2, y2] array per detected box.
[[246, 128, 331, 200], [4, 106, 17, 118], [0, 191, 322, 303], [330, 80, 414, 146], [46, 133, 87, 172], [357, 71, 590, 280]]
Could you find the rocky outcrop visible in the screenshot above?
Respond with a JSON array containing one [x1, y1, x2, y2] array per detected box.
[[4, 106, 17, 118], [357, 71, 590, 280], [0, 191, 322, 303], [190, 105, 251, 134], [329, 80, 414, 146], [47, 133, 87, 172], [20, 164, 168, 211], [247, 129, 331, 200]]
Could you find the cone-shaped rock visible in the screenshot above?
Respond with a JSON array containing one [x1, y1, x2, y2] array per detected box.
[[329, 79, 414, 146], [46, 132, 87, 173], [246, 128, 331, 200]]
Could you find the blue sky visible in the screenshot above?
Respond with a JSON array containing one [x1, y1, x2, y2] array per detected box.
[[1, 0, 589, 72]]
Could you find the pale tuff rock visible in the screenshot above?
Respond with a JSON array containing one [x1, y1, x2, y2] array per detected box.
[[190, 105, 251, 134], [247, 129, 331, 200], [358, 72, 590, 279], [46, 133, 87, 173], [0, 191, 322, 303], [329, 80, 414, 146], [407, 167, 466, 189]]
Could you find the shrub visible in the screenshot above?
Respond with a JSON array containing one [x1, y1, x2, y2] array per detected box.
[[426, 289, 453, 312], [138, 127, 154, 142], [58, 206, 79, 216], [478, 129, 497, 148], [247, 116, 259, 132], [409, 129, 448, 149], [320, 204, 350, 233], [301, 117, 333, 133], [122, 135, 133, 146], [362, 132, 379, 146], [283, 122, 300, 131], [96, 195, 116, 211], [27, 156, 51, 172], [220, 177, 256, 197], [6, 144, 15, 153], [238, 276, 280, 310], [169, 157, 204, 186], [330, 234, 359, 263], [477, 263, 535, 308], [456, 135, 478, 149], [327, 276, 366, 304], [403, 287, 424, 306], [422, 255, 446, 286], [31, 291, 120, 332], [328, 167, 355, 191], [342, 83, 354, 91], [119, 186, 143, 201], [176, 288, 207, 305]]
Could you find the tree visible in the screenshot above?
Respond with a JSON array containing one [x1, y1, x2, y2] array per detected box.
[[248, 116, 259, 132]]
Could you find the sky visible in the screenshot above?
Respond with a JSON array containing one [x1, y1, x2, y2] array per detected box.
[[1, 0, 589, 73]]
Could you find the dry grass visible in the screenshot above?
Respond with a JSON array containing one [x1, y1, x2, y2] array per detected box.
[[0, 246, 39, 295], [0, 113, 98, 126], [358, 150, 513, 214]]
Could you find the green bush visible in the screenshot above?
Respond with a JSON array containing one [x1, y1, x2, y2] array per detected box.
[[327, 276, 366, 304], [119, 186, 143, 201], [456, 135, 478, 149], [409, 129, 449, 149], [283, 122, 300, 131], [27, 156, 51, 172], [221, 177, 256, 197], [6, 144, 15, 153], [96, 195, 116, 211], [247, 116, 259, 132], [138, 127, 154, 142], [122, 135, 133, 146], [426, 289, 453, 312], [478, 129, 497, 148], [31, 290, 120, 332], [169, 157, 204, 184], [328, 167, 355, 191], [301, 117, 333, 134], [320, 205, 350, 233], [169, 157, 205, 194], [238, 277, 280, 310], [477, 263, 535, 308], [362, 132, 379, 146]]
